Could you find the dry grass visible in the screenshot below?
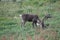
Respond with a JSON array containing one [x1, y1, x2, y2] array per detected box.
[[26, 33, 32, 40], [0, 29, 57, 40], [2, 36, 6, 40], [9, 35, 14, 40]]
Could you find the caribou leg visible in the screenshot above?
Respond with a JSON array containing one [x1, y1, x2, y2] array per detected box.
[[21, 20, 26, 27], [32, 22, 35, 28]]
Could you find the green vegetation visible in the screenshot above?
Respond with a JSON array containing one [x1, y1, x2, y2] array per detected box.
[[0, 0, 60, 40]]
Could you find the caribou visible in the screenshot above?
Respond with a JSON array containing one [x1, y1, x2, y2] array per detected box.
[[19, 14, 51, 29]]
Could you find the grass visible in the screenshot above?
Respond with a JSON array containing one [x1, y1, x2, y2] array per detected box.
[[0, 0, 60, 40]]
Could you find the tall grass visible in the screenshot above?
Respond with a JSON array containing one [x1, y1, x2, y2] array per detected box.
[[0, 0, 60, 40]]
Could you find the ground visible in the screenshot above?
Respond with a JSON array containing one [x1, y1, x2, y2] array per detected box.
[[0, 0, 60, 40]]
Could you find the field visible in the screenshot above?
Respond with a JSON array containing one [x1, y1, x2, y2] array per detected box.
[[0, 0, 60, 40]]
